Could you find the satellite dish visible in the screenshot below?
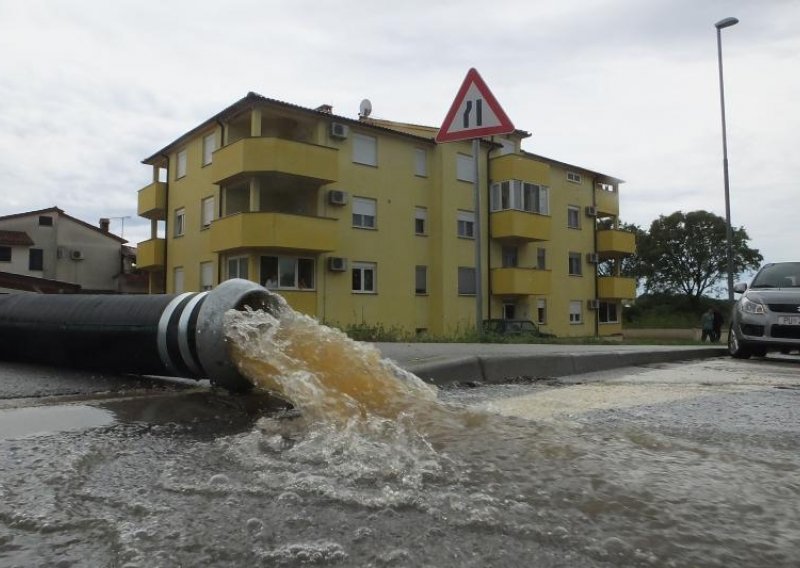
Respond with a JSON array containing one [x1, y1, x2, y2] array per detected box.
[[359, 99, 372, 118]]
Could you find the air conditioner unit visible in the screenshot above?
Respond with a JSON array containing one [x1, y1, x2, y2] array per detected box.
[[70, 250, 84, 261], [586, 253, 600, 264], [330, 122, 349, 139], [585, 206, 597, 217], [328, 257, 347, 272], [587, 299, 601, 310], [328, 189, 348, 206]]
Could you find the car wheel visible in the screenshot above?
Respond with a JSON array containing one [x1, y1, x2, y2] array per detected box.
[[728, 325, 751, 359]]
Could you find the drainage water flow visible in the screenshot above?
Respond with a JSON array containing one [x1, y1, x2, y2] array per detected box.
[[1, 297, 797, 567]]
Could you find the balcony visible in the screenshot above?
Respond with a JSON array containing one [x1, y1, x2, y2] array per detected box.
[[137, 181, 167, 220], [594, 187, 619, 217], [597, 229, 636, 258], [597, 276, 636, 299], [211, 137, 338, 185], [491, 210, 551, 242], [491, 268, 551, 296], [490, 154, 550, 184], [136, 238, 165, 270], [210, 212, 338, 253]]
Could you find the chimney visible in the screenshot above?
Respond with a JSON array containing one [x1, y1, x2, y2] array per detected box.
[[99, 218, 110, 232]]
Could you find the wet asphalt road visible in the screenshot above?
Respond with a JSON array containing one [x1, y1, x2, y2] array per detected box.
[[0, 352, 798, 567]]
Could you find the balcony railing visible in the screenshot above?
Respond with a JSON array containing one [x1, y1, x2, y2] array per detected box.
[[490, 210, 551, 242], [490, 154, 550, 184], [491, 267, 552, 296], [136, 238, 166, 270], [209, 212, 338, 253], [597, 229, 636, 257], [594, 187, 619, 217], [211, 137, 338, 185], [597, 276, 636, 299], [137, 182, 167, 220]]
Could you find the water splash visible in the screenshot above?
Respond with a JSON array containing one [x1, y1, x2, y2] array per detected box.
[[224, 296, 438, 424]]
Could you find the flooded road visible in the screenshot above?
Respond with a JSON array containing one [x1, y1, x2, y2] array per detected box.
[[0, 357, 797, 567], [0, 307, 798, 568]]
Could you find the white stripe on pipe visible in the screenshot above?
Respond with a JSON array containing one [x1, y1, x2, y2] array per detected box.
[[156, 292, 194, 375], [177, 291, 208, 376]]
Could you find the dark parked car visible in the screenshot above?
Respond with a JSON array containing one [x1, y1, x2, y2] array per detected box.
[[729, 261, 800, 358], [482, 319, 555, 338]]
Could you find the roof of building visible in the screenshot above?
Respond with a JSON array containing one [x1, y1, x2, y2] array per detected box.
[[0, 230, 34, 247], [0, 271, 82, 294], [143, 92, 440, 165], [142, 91, 622, 183], [0, 207, 127, 244], [521, 150, 624, 185]]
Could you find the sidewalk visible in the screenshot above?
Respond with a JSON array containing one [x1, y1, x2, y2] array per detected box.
[[0, 344, 729, 403], [375, 343, 728, 386]]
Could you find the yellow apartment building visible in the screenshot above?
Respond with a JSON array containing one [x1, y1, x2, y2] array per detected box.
[[136, 92, 635, 337]]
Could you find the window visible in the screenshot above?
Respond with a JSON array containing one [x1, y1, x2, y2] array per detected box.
[[567, 171, 582, 184], [414, 148, 427, 177], [29, 248, 43, 271], [490, 181, 549, 214], [352, 197, 377, 229], [503, 303, 516, 319], [202, 133, 217, 166], [457, 211, 475, 238], [200, 262, 214, 291], [569, 300, 583, 324], [502, 246, 518, 268], [415, 207, 427, 235], [201, 197, 215, 229], [260, 255, 314, 289], [599, 301, 619, 323], [38, 215, 53, 226], [176, 149, 187, 179], [456, 153, 474, 182], [227, 256, 248, 279], [353, 133, 377, 166], [352, 262, 376, 293], [458, 266, 476, 295], [567, 206, 581, 229], [537, 247, 547, 270], [568, 252, 582, 276], [537, 299, 547, 324], [174, 267, 185, 293], [415, 265, 427, 294], [0, 247, 10, 262], [174, 208, 186, 237]]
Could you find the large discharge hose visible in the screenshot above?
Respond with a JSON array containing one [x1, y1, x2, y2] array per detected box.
[[0, 279, 277, 391]]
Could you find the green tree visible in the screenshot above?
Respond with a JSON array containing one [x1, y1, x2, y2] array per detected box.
[[636, 210, 762, 300]]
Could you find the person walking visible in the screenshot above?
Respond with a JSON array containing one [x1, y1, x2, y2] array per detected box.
[[712, 309, 724, 343], [700, 308, 715, 342]]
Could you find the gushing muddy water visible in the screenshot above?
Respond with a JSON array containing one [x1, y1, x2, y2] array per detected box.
[[0, 298, 798, 567]]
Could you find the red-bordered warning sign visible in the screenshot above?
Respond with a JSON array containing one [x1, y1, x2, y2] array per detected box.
[[435, 68, 515, 143]]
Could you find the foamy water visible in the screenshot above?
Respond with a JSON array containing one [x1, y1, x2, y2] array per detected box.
[[224, 296, 439, 424]]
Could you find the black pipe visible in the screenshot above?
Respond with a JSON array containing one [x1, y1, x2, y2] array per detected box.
[[0, 279, 278, 391]]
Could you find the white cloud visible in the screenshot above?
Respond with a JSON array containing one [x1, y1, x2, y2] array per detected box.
[[0, 0, 797, 264]]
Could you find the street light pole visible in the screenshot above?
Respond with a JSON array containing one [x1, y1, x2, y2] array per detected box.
[[715, 16, 739, 302]]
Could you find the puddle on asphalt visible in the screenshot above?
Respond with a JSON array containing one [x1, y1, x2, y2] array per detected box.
[[0, 405, 115, 439]]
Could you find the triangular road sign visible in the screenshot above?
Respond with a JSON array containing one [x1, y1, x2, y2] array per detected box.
[[436, 68, 515, 143]]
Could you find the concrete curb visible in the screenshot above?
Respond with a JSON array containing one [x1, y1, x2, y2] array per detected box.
[[406, 347, 728, 387]]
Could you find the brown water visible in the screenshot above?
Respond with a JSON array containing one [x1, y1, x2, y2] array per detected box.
[[225, 298, 441, 423]]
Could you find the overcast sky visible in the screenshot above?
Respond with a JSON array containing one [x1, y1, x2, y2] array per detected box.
[[1, 0, 798, 276]]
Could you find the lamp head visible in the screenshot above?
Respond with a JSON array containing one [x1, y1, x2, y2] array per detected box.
[[715, 17, 739, 30]]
